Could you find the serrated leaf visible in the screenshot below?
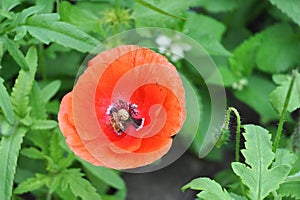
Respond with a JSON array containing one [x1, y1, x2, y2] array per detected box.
[[41, 80, 61, 103], [26, 130, 50, 153], [272, 149, 297, 168], [30, 119, 57, 130], [231, 125, 292, 200], [11, 47, 37, 118], [229, 33, 263, 76], [14, 173, 49, 194], [256, 23, 300, 73], [81, 161, 125, 190], [49, 172, 63, 193], [183, 12, 230, 56], [21, 147, 45, 160], [234, 74, 278, 123], [182, 177, 234, 200], [0, 77, 14, 124], [196, 0, 241, 12], [270, 71, 300, 113], [269, 0, 300, 26], [49, 131, 63, 163], [277, 182, 300, 199], [229, 193, 248, 200], [134, 0, 195, 28], [285, 171, 300, 183], [61, 169, 102, 200], [2, 36, 30, 71], [29, 82, 47, 119], [0, 127, 27, 200], [55, 185, 77, 200], [24, 14, 101, 53]]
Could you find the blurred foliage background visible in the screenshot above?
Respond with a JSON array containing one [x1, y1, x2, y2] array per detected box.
[[0, 0, 299, 199]]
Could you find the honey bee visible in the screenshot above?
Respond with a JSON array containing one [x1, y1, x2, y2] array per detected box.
[[107, 101, 144, 134], [110, 111, 126, 134]]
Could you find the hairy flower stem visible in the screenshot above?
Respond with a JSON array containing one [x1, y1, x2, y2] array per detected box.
[[273, 70, 296, 152], [224, 107, 241, 162]]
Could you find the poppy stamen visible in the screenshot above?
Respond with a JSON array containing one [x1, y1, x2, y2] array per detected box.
[[107, 100, 144, 135]]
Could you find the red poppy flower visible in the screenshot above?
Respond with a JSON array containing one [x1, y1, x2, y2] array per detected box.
[[58, 45, 186, 169]]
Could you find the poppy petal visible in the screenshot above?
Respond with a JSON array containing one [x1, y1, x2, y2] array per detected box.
[[59, 45, 186, 169], [58, 92, 103, 165]]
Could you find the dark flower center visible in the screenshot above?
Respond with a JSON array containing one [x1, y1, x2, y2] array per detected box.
[[106, 100, 144, 135]]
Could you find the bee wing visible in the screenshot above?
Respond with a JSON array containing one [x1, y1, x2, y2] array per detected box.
[[130, 117, 145, 131]]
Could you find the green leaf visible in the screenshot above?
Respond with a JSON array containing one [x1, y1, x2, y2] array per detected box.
[[21, 147, 45, 160], [277, 182, 300, 199], [270, 71, 300, 113], [231, 125, 292, 200], [58, 1, 105, 34], [35, 0, 55, 13], [134, 0, 195, 28], [272, 74, 290, 85], [285, 171, 300, 182], [61, 169, 102, 200], [229, 193, 248, 200], [269, 0, 300, 26], [256, 23, 300, 73], [49, 131, 63, 163], [24, 14, 100, 53], [0, 120, 16, 136], [0, 77, 14, 124], [12, 5, 44, 25], [41, 80, 61, 103], [136, 0, 186, 20], [29, 82, 47, 119], [272, 149, 297, 169], [183, 12, 230, 56], [26, 130, 50, 153], [229, 33, 263, 76], [11, 47, 37, 119], [0, 127, 27, 200], [81, 161, 126, 190], [30, 119, 57, 130], [14, 173, 49, 194], [233, 74, 278, 123], [182, 177, 234, 200], [1, 0, 20, 12], [0, 8, 12, 19], [197, 0, 241, 12], [2, 36, 30, 71]]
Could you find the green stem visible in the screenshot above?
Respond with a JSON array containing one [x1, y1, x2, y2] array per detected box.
[[273, 70, 296, 152], [46, 189, 51, 200], [46, 176, 53, 200], [224, 107, 241, 162], [223, 107, 244, 195]]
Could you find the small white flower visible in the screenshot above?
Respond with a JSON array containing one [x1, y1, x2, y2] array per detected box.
[[155, 34, 191, 62], [231, 78, 248, 91], [155, 35, 172, 48]]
